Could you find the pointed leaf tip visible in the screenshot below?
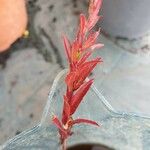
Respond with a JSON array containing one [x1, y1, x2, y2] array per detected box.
[[62, 96, 71, 124], [63, 35, 71, 63], [91, 43, 104, 50], [72, 118, 100, 127]]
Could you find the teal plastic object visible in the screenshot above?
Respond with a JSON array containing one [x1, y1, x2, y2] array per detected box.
[[2, 69, 150, 150]]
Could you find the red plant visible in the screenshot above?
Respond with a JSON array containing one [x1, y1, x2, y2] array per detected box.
[[52, 0, 103, 149]]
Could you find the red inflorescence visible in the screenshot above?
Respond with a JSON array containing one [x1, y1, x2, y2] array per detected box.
[[52, 0, 103, 146]]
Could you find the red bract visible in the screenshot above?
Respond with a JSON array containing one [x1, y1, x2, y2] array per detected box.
[[88, 0, 103, 30], [71, 118, 100, 127], [83, 29, 100, 50], [70, 79, 93, 115], [65, 58, 101, 91], [52, 0, 103, 149]]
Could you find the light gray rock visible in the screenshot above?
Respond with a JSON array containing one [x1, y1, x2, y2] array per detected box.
[[0, 48, 60, 144], [101, 0, 150, 39], [102, 32, 150, 55], [94, 35, 150, 116], [2, 75, 150, 150]]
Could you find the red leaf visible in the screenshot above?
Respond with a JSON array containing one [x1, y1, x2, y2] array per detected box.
[[83, 29, 100, 50], [66, 58, 101, 91], [70, 79, 93, 115], [95, 0, 103, 11], [79, 14, 86, 34], [93, 0, 103, 16], [65, 71, 77, 91], [79, 57, 101, 68], [73, 58, 101, 89], [63, 35, 71, 63], [87, 0, 103, 31], [77, 14, 86, 45], [91, 43, 104, 50], [62, 96, 71, 124], [52, 115, 67, 136], [87, 16, 100, 31], [72, 118, 100, 127], [89, 0, 103, 16], [78, 50, 93, 66]]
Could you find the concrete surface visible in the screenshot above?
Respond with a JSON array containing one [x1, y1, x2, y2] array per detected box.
[[101, 0, 150, 39]]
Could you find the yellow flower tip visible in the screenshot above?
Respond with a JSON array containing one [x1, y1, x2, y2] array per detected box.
[[76, 51, 81, 60], [23, 30, 29, 38], [73, 51, 81, 61]]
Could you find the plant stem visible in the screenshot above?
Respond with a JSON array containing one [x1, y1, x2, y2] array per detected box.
[[62, 139, 67, 150]]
